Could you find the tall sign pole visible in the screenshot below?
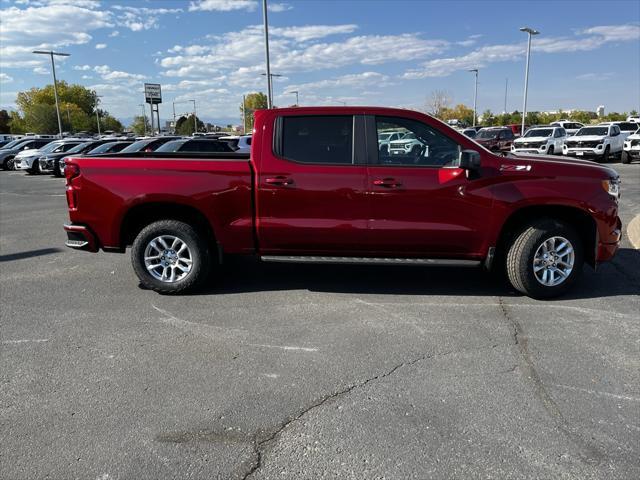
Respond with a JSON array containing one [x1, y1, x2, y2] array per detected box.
[[33, 50, 70, 138], [144, 83, 162, 135]]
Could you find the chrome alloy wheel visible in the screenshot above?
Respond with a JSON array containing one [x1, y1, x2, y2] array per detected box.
[[144, 235, 193, 283], [533, 236, 575, 287]]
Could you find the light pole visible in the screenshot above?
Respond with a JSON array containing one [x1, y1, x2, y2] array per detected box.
[[95, 94, 103, 136], [33, 50, 69, 138], [261, 73, 282, 106], [520, 26, 539, 136], [190, 100, 197, 133], [138, 104, 147, 136], [468, 69, 478, 127], [286, 90, 299, 106], [262, 0, 273, 108]]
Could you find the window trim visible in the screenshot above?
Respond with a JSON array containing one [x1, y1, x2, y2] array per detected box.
[[366, 114, 462, 169], [272, 114, 362, 166]]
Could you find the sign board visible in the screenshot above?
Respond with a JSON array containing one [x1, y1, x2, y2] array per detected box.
[[144, 83, 162, 104]]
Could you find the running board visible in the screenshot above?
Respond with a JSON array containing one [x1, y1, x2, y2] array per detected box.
[[260, 255, 481, 267]]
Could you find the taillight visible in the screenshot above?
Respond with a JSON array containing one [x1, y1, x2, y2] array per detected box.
[[65, 163, 80, 182]]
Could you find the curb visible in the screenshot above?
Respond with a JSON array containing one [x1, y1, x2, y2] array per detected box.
[[627, 215, 640, 250]]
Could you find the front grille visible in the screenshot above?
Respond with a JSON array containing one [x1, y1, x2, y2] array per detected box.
[[631, 139, 640, 147], [517, 142, 543, 148], [566, 140, 600, 148]]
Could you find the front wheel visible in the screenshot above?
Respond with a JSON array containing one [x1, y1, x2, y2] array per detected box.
[[131, 220, 211, 293], [506, 219, 583, 299], [3, 157, 15, 170], [621, 151, 631, 164], [601, 145, 610, 163], [547, 146, 554, 155]]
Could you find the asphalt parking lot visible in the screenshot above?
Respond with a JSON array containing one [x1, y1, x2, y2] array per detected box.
[[1, 163, 639, 480]]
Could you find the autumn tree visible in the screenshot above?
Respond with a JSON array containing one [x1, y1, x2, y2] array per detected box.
[[241, 92, 268, 132], [426, 90, 451, 119]]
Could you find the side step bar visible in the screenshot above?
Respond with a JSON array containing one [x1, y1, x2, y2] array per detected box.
[[260, 256, 481, 267]]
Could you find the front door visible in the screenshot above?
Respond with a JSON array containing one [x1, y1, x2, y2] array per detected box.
[[365, 115, 493, 257], [256, 114, 371, 255]]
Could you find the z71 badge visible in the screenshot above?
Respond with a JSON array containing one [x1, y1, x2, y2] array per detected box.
[[500, 164, 532, 172]]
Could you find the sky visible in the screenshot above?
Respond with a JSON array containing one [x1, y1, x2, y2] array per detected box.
[[1, 0, 639, 126]]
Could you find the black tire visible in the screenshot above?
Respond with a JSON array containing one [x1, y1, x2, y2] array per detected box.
[[506, 218, 583, 299], [2, 157, 15, 170], [547, 146, 554, 155], [131, 220, 211, 294], [601, 145, 610, 163], [621, 151, 631, 164]]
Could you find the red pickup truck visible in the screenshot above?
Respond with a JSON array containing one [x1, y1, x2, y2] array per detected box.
[[63, 107, 621, 298]]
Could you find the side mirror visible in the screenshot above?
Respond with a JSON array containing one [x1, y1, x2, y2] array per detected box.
[[458, 149, 480, 170]]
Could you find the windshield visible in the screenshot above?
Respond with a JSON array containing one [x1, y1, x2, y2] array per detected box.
[[524, 129, 553, 138], [120, 140, 152, 153], [401, 133, 416, 140], [476, 130, 499, 139], [38, 142, 64, 153], [379, 133, 392, 141], [66, 142, 94, 154], [576, 127, 608, 136], [1, 139, 26, 149], [155, 140, 185, 152], [88, 142, 120, 154]]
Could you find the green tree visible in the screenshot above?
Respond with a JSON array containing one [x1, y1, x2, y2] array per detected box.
[[99, 114, 124, 133], [175, 114, 205, 135], [480, 109, 495, 126], [241, 92, 268, 131], [8, 111, 26, 134], [439, 104, 475, 126], [130, 115, 151, 136], [0, 110, 10, 134]]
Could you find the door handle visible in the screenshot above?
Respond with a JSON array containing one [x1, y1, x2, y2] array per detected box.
[[265, 176, 294, 186], [373, 178, 402, 188]]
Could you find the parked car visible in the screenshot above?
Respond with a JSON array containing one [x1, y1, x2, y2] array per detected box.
[[0, 140, 13, 149], [155, 138, 236, 153], [63, 106, 621, 299], [218, 135, 253, 153], [598, 121, 638, 140], [40, 139, 115, 176], [626, 115, 640, 123], [510, 126, 567, 156], [461, 128, 477, 139], [473, 127, 515, 153], [85, 141, 134, 155], [563, 125, 625, 162], [0, 138, 53, 170], [622, 126, 640, 164], [388, 132, 427, 157], [377, 131, 405, 153], [15, 139, 87, 174], [549, 121, 584, 136], [119, 137, 182, 154]]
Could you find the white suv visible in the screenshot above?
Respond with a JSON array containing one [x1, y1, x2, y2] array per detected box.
[[563, 125, 624, 162], [550, 120, 584, 136], [388, 132, 426, 156], [378, 131, 405, 154], [511, 126, 566, 155], [622, 125, 640, 164]]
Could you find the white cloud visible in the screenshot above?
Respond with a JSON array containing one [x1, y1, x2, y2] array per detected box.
[[285, 72, 394, 95], [85, 64, 147, 84], [0, 73, 13, 83], [33, 66, 49, 74], [268, 3, 292, 12], [108, 30, 120, 37], [402, 24, 640, 79], [188, 0, 257, 12], [81, 74, 93, 79], [270, 24, 358, 42], [73, 64, 92, 71], [95, 43, 107, 49], [111, 5, 182, 32], [576, 72, 615, 81]]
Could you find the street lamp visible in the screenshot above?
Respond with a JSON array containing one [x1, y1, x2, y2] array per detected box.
[[95, 95, 103, 136], [33, 50, 69, 138], [138, 104, 147, 136], [262, 0, 272, 108], [468, 69, 478, 127], [520, 26, 539, 136], [261, 73, 282, 106], [286, 90, 299, 106]]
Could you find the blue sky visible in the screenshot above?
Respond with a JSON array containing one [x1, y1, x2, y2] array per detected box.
[[1, 0, 639, 126]]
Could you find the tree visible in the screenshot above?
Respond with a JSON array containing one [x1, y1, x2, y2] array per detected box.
[[130, 115, 151, 136], [8, 111, 26, 134], [0, 110, 10, 134], [439, 104, 474, 125], [426, 90, 451, 119], [100, 114, 124, 133], [241, 92, 268, 131], [175, 114, 205, 135]]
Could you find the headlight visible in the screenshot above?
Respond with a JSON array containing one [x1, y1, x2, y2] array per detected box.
[[602, 179, 620, 199]]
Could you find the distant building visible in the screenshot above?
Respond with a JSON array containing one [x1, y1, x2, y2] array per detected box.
[[597, 105, 605, 117]]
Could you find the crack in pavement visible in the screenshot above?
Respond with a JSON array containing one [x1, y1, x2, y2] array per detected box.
[[240, 348, 456, 479], [497, 297, 606, 466]]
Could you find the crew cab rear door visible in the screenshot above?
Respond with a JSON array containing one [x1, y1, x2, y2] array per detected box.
[[364, 115, 492, 256], [255, 113, 370, 254]]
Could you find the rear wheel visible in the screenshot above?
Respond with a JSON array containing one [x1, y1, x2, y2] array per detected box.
[[547, 146, 554, 155], [506, 218, 583, 299], [621, 151, 631, 164], [131, 220, 211, 293]]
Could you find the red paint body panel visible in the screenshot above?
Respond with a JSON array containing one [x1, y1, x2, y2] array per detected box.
[[64, 106, 621, 266]]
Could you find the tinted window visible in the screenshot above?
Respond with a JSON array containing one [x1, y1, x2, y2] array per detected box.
[[281, 115, 353, 164], [88, 142, 119, 154], [246, 137, 252, 145], [180, 140, 234, 152], [375, 116, 460, 167], [618, 122, 637, 132]]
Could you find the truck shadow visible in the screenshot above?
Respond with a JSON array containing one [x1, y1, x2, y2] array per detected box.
[[187, 247, 639, 300]]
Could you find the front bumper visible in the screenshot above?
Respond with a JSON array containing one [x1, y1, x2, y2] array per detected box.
[[596, 216, 622, 263], [64, 223, 99, 252], [563, 146, 605, 158], [16, 157, 36, 170], [39, 158, 55, 172], [623, 146, 640, 158], [511, 145, 548, 155]]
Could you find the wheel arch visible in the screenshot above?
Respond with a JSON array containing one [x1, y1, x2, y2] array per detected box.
[[495, 205, 597, 268], [119, 202, 218, 255]]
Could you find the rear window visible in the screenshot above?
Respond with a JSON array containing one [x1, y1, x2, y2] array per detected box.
[[179, 140, 235, 152], [279, 115, 353, 164]]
